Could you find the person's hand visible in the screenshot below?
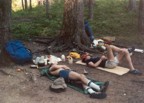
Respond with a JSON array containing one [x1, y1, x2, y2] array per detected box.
[[104, 44, 109, 47], [100, 55, 107, 60], [63, 65, 71, 70]]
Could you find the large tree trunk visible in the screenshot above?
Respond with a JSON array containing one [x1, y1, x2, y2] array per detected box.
[[0, 0, 12, 66], [50, 0, 92, 52], [128, 0, 137, 11], [138, 0, 144, 35], [88, 0, 94, 20]]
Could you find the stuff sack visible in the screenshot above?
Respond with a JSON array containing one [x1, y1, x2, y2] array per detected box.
[[69, 52, 80, 59], [49, 77, 67, 93], [5, 40, 32, 64]]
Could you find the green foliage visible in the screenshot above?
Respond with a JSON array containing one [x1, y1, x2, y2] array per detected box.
[[12, 0, 139, 43], [12, 1, 64, 40], [12, 22, 41, 39], [89, 0, 138, 42]]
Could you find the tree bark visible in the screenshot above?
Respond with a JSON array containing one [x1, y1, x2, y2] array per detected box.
[[128, 0, 137, 11], [88, 0, 94, 20], [38, 0, 44, 6], [45, 0, 49, 17], [24, 0, 28, 10], [0, 0, 12, 66], [22, 0, 25, 10], [49, 0, 93, 52], [84, 0, 88, 7], [29, 0, 32, 10], [138, 0, 144, 35]]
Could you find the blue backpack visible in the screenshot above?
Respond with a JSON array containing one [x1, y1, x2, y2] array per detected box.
[[5, 40, 32, 64]]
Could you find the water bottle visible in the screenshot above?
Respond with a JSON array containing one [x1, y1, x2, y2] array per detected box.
[[61, 54, 66, 61], [68, 56, 73, 64]]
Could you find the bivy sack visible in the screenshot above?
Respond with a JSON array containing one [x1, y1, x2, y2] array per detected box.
[[5, 40, 32, 64]]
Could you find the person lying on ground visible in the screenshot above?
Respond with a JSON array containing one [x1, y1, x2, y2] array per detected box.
[[48, 63, 109, 99], [81, 44, 142, 75]]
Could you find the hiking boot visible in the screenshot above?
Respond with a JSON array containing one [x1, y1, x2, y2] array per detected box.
[[128, 47, 135, 56], [90, 92, 107, 99], [100, 81, 109, 93], [129, 69, 142, 75]]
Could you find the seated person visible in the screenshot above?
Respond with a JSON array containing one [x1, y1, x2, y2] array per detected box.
[[81, 44, 142, 75], [48, 63, 109, 99]]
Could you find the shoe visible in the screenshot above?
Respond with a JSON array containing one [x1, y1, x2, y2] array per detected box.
[[90, 92, 107, 99], [128, 47, 135, 56], [129, 69, 142, 75], [100, 81, 109, 93]]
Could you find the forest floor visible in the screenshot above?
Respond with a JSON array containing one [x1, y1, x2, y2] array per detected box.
[[0, 39, 144, 103]]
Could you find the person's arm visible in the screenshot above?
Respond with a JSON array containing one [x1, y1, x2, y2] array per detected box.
[[50, 70, 59, 76], [52, 65, 71, 70], [61, 65, 71, 70], [49, 64, 59, 71], [49, 65, 60, 75], [88, 59, 103, 68], [88, 56, 106, 68], [49, 65, 71, 76]]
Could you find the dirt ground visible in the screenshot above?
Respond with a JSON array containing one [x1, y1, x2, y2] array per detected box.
[[0, 41, 144, 103]]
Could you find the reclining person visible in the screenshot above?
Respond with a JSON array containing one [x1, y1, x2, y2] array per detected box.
[[48, 63, 109, 99], [81, 44, 142, 75]]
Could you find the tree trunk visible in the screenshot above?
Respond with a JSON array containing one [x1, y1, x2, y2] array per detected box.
[[45, 0, 49, 17], [84, 0, 88, 7], [38, 0, 43, 6], [138, 0, 144, 37], [24, 0, 28, 10], [50, 0, 92, 52], [22, 0, 25, 10], [128, 0, 137, 11], [0, 0, 12, 66], [29, 0, 32, 10], [88, 0, 94, 20]]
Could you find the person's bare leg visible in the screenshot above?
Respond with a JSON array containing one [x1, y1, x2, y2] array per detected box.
[[68, 71, 88, 83], [109, 45, 135, 70], [119, 49, 135, 70], [108, 45, 124, 60], [104, 44, 115, 61], [68, 71, 101, 91]]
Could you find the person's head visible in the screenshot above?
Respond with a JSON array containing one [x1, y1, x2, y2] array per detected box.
[[81, 52, 91, 62]]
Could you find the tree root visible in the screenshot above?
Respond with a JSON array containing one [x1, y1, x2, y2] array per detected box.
[[32, 36, 102, 54]]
